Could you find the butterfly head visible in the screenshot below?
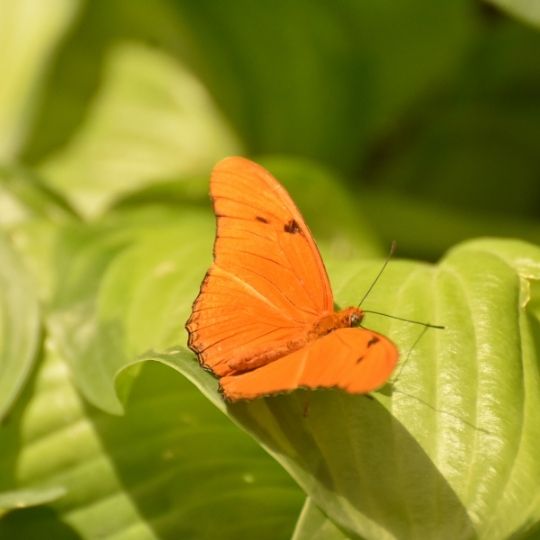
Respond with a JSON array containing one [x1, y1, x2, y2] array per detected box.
[[340, 306, 364, 328]]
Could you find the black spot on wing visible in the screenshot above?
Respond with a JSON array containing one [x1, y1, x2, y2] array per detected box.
[[356, 355, 365, 364], [284, 219, 301, 234], [256, 216, 269, 224], [367, 336, 380, 348]]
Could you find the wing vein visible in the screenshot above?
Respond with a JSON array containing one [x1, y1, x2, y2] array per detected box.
[[276, 233, 323, 312], [214, 194, 284, 223], [218, 263, 319, 319], [200, 325, 295, 354]]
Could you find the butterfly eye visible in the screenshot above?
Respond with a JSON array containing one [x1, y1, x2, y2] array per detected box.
[[350, 313, 360, 326]]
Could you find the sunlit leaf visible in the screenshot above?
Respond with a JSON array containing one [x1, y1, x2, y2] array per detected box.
[[0, 0, 80, 161], [0, 486, 66, 514], [46, 206, 212, 413], [166, 239, 540, 539], [485, 0, 540, 28], [39, 42, 242, 217], [0, 233, 40, 421]]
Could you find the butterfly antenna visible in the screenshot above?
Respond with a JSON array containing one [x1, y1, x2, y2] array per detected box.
[[358, 240, 397, 308], [361, 310, 445, 330], [390, 387, 493, 435], [358, 240, 445, 329], [391, 325, 430, 383]]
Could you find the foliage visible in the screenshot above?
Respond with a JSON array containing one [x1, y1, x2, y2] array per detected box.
[[1, 0, 540, 538]]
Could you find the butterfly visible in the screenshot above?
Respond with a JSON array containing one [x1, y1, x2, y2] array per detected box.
[[186, 157, 398, 401]]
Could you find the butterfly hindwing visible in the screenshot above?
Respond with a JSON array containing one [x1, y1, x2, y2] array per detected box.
[[219, 328, 397, 400]]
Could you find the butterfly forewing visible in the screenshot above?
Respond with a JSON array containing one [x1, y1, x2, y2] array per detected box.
[[187, 157, 334, 377]]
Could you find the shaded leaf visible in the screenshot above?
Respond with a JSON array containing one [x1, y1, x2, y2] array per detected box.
[[0, 347, 303, 539], [22, 0, 475, 174], [165, 0, 474, 171], [360, 188, 540, 261], [364, 17, 540, 221]]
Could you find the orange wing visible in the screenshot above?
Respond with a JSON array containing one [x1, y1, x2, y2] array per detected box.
[[186, 157, 334, 377], [219, 328, 397, 400]]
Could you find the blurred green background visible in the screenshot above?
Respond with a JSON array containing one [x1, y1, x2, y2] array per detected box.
[[2, 0, 540, 259], [1, 0, 540, 539]]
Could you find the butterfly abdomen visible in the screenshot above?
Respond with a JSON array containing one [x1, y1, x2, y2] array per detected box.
[[226, 335, 308, 374], [228, 307, 366, 374]]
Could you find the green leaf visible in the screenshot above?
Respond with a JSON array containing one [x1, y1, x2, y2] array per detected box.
[[47, 206, 213, 413], [0, 233, 41, 421], [292, 499, 354, 540], [0, 166, 76, 227], [39, 42, 242, 217], [0, 347, 303, 539], [0, 0, 80, 162], [168, 238, 540, 539], [0, 167, 77, 302], [0, 486, 66, 514]]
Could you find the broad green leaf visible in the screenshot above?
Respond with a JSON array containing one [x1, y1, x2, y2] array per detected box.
[[39, 42, 241, 217], [292, 499, 353, 540], [47, 206, 213, 413], [0, 0, 80, 161], [163, 239, 540, 539], [0, 346, 303, 539], [0, 233, 40, 421], [486, 0, 540, 28]]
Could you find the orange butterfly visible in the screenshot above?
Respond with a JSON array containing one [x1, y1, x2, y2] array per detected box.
[[186, 157, 398, 401]]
